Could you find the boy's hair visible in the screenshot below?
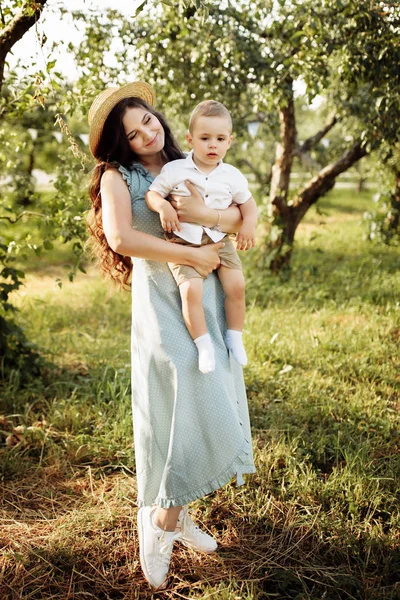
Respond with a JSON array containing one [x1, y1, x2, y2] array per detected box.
[[189, 100, 232, 133]]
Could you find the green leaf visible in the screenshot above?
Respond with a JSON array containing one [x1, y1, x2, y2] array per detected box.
[[46, 60, 57, 72], [378, 48, 387, 61], [132, 0, 147, 17], [43, 239, 54, 250]]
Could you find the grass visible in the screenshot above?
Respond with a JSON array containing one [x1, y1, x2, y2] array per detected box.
[[1, 188, 400, 599]]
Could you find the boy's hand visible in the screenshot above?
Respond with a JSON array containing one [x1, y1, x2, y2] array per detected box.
[[159, 202, 181, 233], [236, 224, 256, 251]]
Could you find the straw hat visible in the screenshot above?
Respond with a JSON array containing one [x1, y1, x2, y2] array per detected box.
[[88, 81, 156, 158]]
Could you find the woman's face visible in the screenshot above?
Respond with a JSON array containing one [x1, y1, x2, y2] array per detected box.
[[122, 107, 165, 157]]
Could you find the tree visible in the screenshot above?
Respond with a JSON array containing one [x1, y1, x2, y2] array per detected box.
[[0, 0, 91, 376], [363, 142, 400, 245], [127, 0, 400, 269], [0, 0, 48, 90], [0, 0, 213, 374]]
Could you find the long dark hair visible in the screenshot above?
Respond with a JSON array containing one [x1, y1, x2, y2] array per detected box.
[[87, 98, 184, 288]]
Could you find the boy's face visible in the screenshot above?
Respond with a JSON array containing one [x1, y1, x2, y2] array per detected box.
[[186, 115, 233, 168]]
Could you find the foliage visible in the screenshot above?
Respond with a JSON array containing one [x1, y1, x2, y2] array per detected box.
[[129, 0, 399, 138], [0, 313, 44, 379], [126, 0, 400, 269], [363, 144, 400, 246], [0, 0, 93, 377]]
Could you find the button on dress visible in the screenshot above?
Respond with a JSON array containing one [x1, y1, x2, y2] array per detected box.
[[118, 162, 256, 508]]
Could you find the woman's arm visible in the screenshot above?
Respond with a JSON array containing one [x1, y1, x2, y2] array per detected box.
[[170, 181, 243, 233], [100, 169, 223, 277]]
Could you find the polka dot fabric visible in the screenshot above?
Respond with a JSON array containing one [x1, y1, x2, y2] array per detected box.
[[119, 162, 256, 508]]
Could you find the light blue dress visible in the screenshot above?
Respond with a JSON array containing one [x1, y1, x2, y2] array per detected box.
[[118, 162, 256, 508]]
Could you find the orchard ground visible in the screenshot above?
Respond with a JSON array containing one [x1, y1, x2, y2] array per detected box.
[[0, 189, 399, 599]]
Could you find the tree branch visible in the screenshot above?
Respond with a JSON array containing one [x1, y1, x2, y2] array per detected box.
[[0, 2, 6, 27], [291, 141, 368, 227], [295, 151, 321, 172], [294, 113, 338, 156], [0, 0, 48, 92], [0, 210, 47, 223], [237, 158, 272, 187]]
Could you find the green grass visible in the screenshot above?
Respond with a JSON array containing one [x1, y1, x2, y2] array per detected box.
[[1, 188, 399, 599]]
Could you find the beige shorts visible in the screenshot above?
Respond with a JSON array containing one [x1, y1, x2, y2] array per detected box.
[[166, 232, 242, 286]]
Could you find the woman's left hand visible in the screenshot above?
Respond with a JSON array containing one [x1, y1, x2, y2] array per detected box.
[[170, 180, 208, 224]]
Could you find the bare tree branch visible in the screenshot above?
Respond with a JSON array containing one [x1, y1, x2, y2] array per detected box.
[[0, 210, 47, 223], [0, 2, 6, 27], [0, 0, 48, 92], [294, 113, 338, 156], [237, 158, 272, 187]]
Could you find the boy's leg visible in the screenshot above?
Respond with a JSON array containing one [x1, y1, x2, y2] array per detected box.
[[179, 278, 207, 339], [217, 266, 247, 366], [217, 266, 245, 331], [179, 278, 215, 373]]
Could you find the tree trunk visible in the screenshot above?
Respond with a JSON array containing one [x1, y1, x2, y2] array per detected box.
[[266, 142, 368, 272], [388, 169, 400, 233], [357, 177, 366, 193], [269, 85, 296, 220], [267, 85, 297, 272]]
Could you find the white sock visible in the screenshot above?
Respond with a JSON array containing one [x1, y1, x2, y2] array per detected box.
[[225, 329, 247, 366], [194, 334, 215, 373]]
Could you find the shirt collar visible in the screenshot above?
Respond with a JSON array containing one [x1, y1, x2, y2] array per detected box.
[[185, 150, 225, 173]]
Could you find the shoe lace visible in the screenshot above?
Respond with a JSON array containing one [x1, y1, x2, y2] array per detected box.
[[182, 513, 202, 537], [158, 530, 181, 558], [177, 506, 208, 539]]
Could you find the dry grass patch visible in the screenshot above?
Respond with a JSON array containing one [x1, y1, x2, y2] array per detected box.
[[2, 466, 398, 599]]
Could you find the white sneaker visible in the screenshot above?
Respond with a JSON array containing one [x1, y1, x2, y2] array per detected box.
[[176, 505, 218, 553], [137, 505, 181, 589]]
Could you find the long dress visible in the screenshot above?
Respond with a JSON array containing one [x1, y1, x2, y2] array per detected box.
[[118, 162, 256, 508]]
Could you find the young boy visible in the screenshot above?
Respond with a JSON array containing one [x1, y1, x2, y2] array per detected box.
[[145, 100, 257, 374]]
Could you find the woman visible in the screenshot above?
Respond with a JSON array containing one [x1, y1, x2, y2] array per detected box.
[[87, 81, 255, 589]]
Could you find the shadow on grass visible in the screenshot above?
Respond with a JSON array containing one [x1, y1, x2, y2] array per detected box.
[[1, 466, 399, 600], [313, 190, 373, 216], [1, 350, 399, 599]]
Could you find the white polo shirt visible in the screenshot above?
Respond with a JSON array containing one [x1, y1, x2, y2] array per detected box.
[[149, 151, 252, 244]]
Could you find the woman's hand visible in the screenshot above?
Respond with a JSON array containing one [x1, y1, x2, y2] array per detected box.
[[170, 181, 209, 224], [170, 180, 243, 232], [189, 241, 224, 278]]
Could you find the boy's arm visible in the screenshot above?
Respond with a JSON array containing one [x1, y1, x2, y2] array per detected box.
[[236, 196, 258, 251], [145, 189, 170, 214], [145, 186, 181, 233]]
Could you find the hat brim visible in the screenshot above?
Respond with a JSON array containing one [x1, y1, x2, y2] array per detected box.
[[88, 81, 155, 158]]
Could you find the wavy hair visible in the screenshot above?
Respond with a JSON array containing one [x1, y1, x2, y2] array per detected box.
[[87, 97, 183, 288]]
